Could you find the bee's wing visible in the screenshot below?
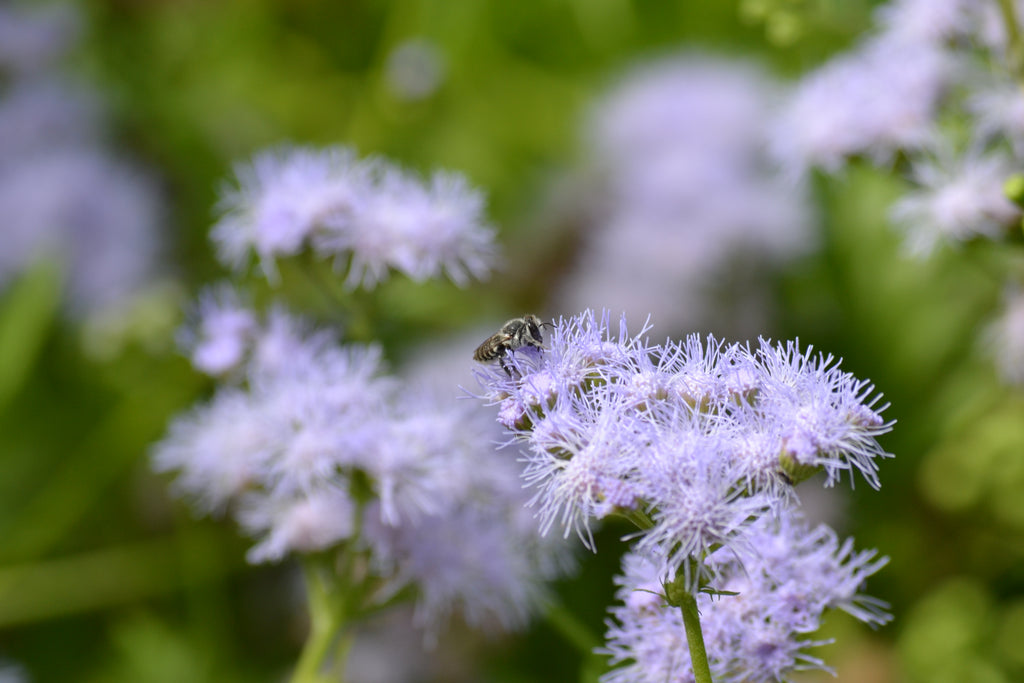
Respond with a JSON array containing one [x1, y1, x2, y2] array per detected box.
[[473, 332, 511, 361]]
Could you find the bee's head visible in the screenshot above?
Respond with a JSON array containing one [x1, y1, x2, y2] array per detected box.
[[523, 314, 554, 346]]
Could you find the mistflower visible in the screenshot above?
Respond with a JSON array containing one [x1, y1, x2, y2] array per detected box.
[[0, 148, 163, 316], [213, 146, 370, 271], [562, 55, 812, 334], [212, 145, 497, 288], [238, 483, 357, 563], [890, 149, 1021, 255], [154, 388, 278, 513], [772, 36, 952, 177], [474, 310, 892, 588], [875, 0, 976, 45], [363, 455, 572, 638], [155, 305, 571, 634], [0, 2, 80, 74], [967, 79, 1024, 156], [633, 430, 776, 587], [0, 79, 101, 171], [752, 339, 893, 489], [602, 511, 890, 683], [182, 286, 257, 376]]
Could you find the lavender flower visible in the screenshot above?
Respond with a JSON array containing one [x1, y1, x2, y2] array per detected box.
[[0, 79, 101, 171], [874, 0, 976, 45], [602, 511, 890, 683], [363, 455, 571, 636], [239, 483, 357, 563], [890, 149, 1021, 255], [772, 36, 952, 177], [0, 148, 164, 316], [474, 310, 892, 591], [155, 305, 571, 634], [181, 286, 257, 376], [968, 79, 1024, 156], [561, 55, 812, 335], [752, 338, 893, 489], [213, 145, 496, 288], [0, 3, 166, 322], [0, 3, 80, 74]]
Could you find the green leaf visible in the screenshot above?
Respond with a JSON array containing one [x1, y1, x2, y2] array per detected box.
[[0, 260, 63, 413]]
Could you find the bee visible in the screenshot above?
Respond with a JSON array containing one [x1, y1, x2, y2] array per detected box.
[[473, 314, 552, 374]]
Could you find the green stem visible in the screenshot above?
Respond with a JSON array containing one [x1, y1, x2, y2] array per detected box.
[[678, 591, 714, 683], [997, 0, 1024, 82], [290, 558, 347, 683]]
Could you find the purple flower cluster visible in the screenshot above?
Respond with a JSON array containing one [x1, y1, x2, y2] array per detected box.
[[155, 298, 569, 633], [474, 310, 893, 678], [772, 0, 1023, 251], [213, 146, 496, 288], [603, 513, 890, 683], [561, 55, 812, 334], [0, 4, 164, 318]]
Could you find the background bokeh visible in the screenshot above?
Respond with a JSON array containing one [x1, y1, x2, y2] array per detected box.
[[2, 1, 1023, 681]]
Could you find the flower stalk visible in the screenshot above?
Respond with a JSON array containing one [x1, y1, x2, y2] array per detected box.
[[679, 591, 714, 683], [291, 557, 352, 683]]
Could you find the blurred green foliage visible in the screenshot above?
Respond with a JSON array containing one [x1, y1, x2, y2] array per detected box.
[[4, 0, 1024, 681]]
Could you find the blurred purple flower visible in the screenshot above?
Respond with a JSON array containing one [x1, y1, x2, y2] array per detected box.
[[561, 55, 812, 334], [0, 148, 164, 316], [0, 79, 101, 170], [890, 149, 1020, 255], [213, 145, 497, 288], [155, 305, 571, 634], [875, 0, 976, 44], [772, 37, 953, 177], [0, 3, 80, 74]]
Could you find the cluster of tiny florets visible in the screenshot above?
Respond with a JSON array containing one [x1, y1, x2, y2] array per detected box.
[[476, 310, 892, 551], [155, 297, 569, 633], [773, 0, 1024, 254], [474, 309, 893, 680], [602, 513, 891, 683], [212, 145, 496, 288]]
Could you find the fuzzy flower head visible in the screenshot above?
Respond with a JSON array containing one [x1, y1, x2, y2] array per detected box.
[[772, 36, 952, 177], [155, 304, 572, 635], [180, 286, 257, 376], [752, 339, 894, 489], [0, 148, 164, 317], [474, 310, 893, 588], [213, 145, 497, 288], [968, 79, 1024, 156], [890, 149, 1021, 256], [564, 55, 812, 334], [602, 510, 890, 683]]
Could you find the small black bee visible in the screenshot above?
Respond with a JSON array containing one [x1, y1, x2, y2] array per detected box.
[[473, 314, 552, 374]]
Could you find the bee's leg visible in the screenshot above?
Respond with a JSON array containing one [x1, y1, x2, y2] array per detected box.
[[498, 351, 525, 379], [499, 352, 514, 377]]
